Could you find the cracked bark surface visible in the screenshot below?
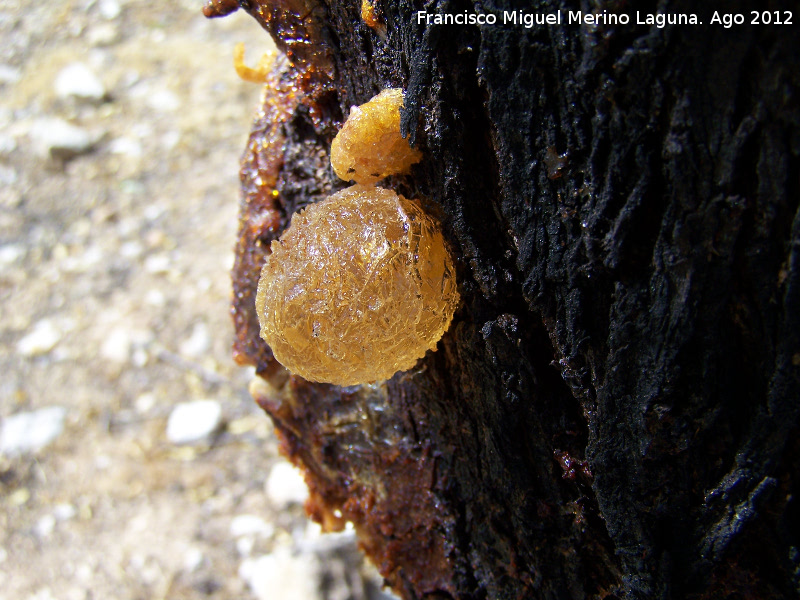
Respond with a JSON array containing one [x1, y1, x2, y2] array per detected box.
[[211, 1, 800, 598]]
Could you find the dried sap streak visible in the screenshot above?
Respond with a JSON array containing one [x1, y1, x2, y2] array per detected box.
[[256, 185, 459, 386], [330, 88, 422, 185]]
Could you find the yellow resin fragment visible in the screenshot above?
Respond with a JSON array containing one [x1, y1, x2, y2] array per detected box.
[[233, 42, 276, 83], [330, 88, 423, 185], [256, 185, 459, 386], [361, 0, 387, 38]]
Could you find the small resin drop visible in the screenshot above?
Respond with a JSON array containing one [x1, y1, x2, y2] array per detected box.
[[256, 184, 459, 386], [361, 0, 386, 38], [330, 88, 423, 185]]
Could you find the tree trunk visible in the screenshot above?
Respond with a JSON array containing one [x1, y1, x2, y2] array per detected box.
[[209, 0, 800, 598]]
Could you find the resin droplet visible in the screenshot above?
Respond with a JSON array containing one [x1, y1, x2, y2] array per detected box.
[[361, 0, 387, 39], [256, 185, 459, 386], [330, 88, 423, 185]]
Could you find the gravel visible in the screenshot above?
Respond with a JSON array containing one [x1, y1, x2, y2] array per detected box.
[[0, 65, 22, 85], [166, 399, 223, 444], [16, 319, 62, 356], [28, 117, 102, 159], [0, 406, 67, 455], [230, 514, 274, 538], [0, 2, 398, 599], [266, 460, 310, 509], [54, 62, 107, 101], [239, 549, 322, 600]]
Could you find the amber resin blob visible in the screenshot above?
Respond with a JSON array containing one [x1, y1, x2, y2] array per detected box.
[[330, 88, 423, 185], [256, 185, 459, 386]]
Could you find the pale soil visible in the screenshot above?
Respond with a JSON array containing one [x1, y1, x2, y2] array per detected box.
[[0, 2, 385, 599]]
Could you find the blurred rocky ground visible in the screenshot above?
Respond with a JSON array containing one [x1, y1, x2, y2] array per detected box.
[[0, 1, 394, 598]]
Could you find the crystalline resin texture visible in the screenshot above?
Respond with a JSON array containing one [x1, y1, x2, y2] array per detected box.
[[330, 88, 423, 184], [256, 184, 459, 386]]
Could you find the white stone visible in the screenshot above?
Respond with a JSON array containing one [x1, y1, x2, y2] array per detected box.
[[98, 326, 151, 364], [99, 0, 121, 19], [134, 393, 156, 414], [0, 407, 67, 455], [36, 514, 56, 538], [144, 253, 170, 274], [109, 136, 141, 158], [146, 89, 180, 113], [0, 244, 24, 267], [119, 240, 143, 259], [75, 562, 94, 584], [87, 23, 119, 46], [265, 461, 309, 509], [239, 550, 321, 600], [166, 400, 222, 444], [183, 547, 204, 572], [144, 289, 165, 306], [54, 63, 106, 101], [131, 347, 148, 368], [17, 319, 61, 356], [0, 64, 21, 85], [230, 515, 274, 538], [180, 322, 210, 357], [53, 503, 77, 521], [28, 117, 99, 159], [236, 536, 255, 557], [100, 327, 132, 363], [143, 203, 165, 221]]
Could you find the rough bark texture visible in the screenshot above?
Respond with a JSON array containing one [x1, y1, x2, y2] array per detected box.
[[210, 0, 800, 598]]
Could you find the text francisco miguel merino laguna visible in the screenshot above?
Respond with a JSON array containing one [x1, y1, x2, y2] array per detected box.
[[416, 10, 701, 28]]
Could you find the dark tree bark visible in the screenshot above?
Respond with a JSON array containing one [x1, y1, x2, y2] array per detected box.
[[208, 0, 800, 598]]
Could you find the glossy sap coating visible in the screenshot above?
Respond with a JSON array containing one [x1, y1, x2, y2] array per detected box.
[[256, 185, 459, 386]]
